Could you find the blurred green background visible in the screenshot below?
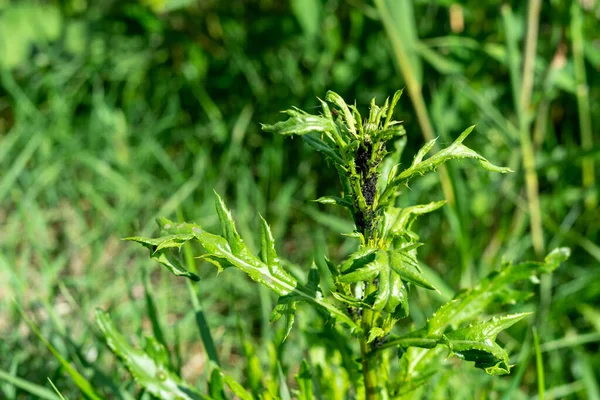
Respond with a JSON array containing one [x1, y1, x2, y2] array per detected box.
[[0, 0, 598, 398]]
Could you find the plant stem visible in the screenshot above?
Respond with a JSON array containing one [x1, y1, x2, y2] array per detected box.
[[374, 0, 455, 206], [503, 2, 545, 257], [520, 0, 545, 258], [571, 2, 596, 210], [360, 336, 378, 400]]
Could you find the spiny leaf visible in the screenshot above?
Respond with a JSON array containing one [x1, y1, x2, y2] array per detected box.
[[338, 250, 385, 283], [325, 90, 356, 137], [427, 247, 570, 335], [214, 191, 248, 254], [337, 247, 436, 313], [154, 194, 357, 331], [389, 250, 438, 292], [385, 272, 409, 317], [124, 236, 200, 281], [380, 313, 531, 375], [301, 134, 345, 165], [377, 249, 569, 380], [367, 327, 386, 344], [260, 107, 337, 137], [382, 201, 446, 238], [381, 125, 511, 203], [444, 313, 531, 375], [95, 309, 208, 400], [383, 88, 404, 129], [259, 214, 280, 269], [271, 263, 325, 341]]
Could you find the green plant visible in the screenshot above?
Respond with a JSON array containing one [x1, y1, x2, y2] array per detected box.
[[105, 90, 568, 399]]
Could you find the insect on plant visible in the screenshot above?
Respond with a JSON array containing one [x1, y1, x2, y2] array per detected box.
[[97, 90, 570, 399]]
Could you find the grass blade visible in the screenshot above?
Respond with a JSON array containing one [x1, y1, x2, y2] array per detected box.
[[533, 327, 545, 400], [15, 303, 103, 400], [0, 369, 60, 400]]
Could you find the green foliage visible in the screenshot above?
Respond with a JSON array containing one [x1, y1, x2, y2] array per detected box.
[[116, 91, 568, 398], [2, 1, 597, 399]]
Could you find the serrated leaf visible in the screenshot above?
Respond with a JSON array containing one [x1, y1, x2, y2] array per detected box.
[[338, 250, 385, 283], [377, 249, 569, 379], [383, 272, 408, 317], [368, 327, 386, 344], [331, 291, 372, 308], [337, 247, 434, 313], [95, 309, 208, 400], [444, 313, 531, 374], [271, 263, 325, 341], [124, 236, 200, 281], [381, 313, 530, 375], [427, 247, 570, 335], [389, 250, 438, 292], [155, 194, 357, 331], [270, 296, 298, 342], [382, 126, 511, 202], [325, 90, 356, 137], [383, 89, 403, 129], [260, 107, 337, 137], [259, 214, 281, 270], [301, 134, 345, 164], [382, 201, 446, 237]]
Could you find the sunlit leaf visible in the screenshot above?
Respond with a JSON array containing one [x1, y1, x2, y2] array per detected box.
[[381, 125, 511, 204]]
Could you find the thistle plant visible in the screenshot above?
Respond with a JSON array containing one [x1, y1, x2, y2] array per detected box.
[[99, 90, 569, 399]]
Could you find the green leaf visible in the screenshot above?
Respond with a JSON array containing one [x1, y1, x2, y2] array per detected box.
[[389, 249, 438, 292], [271, 263, 325, 341], [301, 134, 345, 165], [427, 247, 570, 335], [155, 194, 356, 331], [338, 249, 384, 283], [325, 90, 356, 137], [381, 313, 530, 375], [124, 235, 200, 281], [238, 322, 262, 393], [261, 107, 337, 137], [376, 248, 570, 378], [208, 366, 226, 400], [383, 89, 404, 129], [337, 247, 436, 313], [223, 374, 254, 400], [381, 126, 511, 203], [384, 272, 409, 317], [313, 196, 353, 209], [382, 201, 446, 237], [95, 309, 208, 400], [444, 313, 531, 375], [259, 214, 280, 269], [0, 368, 61, 400], [367, 327, 386, 344]]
